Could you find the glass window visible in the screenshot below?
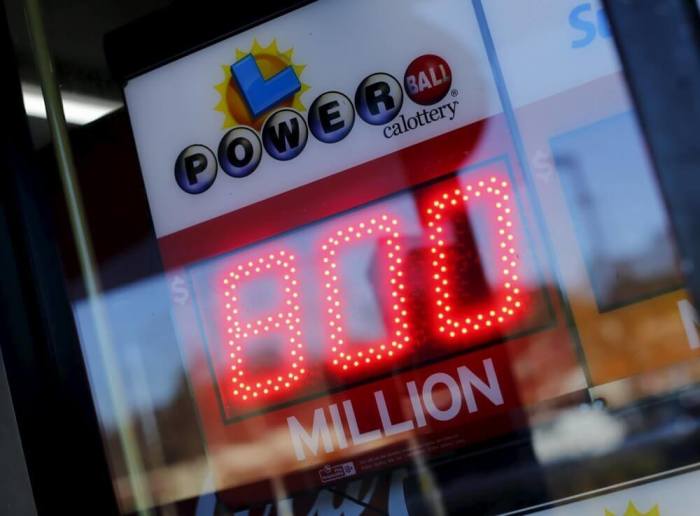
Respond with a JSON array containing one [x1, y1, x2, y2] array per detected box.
[[4, 0, 700, 514]]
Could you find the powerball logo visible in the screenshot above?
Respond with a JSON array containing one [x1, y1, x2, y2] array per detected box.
[[174, 39, 457, 194]]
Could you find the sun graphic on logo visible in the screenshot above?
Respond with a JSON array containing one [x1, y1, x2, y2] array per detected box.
[[215, 38, 310, 131], [605, 501, 660, 516]]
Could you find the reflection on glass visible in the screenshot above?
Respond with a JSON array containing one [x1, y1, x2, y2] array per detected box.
[[552, 111, 681, 311], [20, 0, 699, 513]]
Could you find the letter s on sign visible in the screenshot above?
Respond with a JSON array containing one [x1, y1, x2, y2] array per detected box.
[[569, 3, 597, 49]]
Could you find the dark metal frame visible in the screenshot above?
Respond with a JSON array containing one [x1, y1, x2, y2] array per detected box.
[[604, 0, 700, 305], [105, 0, 317, 84]]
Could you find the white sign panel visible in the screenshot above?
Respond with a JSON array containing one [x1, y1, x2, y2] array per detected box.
[[483, 0, 620, 108], [124, 0, 500, 237]]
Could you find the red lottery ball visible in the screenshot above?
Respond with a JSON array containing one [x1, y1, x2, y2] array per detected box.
[[404, 54, 453, 106]]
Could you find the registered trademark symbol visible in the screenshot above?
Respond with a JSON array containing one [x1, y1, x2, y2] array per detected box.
[[451, 89, 458, 97]]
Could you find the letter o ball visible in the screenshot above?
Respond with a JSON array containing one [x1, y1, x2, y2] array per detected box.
[[262, 109, 309, 161], [355, 73, 403, 126], [218, 126, 262, 178], [308, 91, 355, 143], [174, 144, 217, 194]]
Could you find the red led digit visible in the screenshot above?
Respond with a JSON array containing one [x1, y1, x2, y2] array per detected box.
[[222, 250, 306, 402], [425, 176, 523, 340], [321, 215, 411, 371]]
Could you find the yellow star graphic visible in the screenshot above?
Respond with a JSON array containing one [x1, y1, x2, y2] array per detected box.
[[605, 501, 660, 516], [214, 38, 310, 130]]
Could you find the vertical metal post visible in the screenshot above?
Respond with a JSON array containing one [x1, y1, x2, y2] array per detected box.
[[21, 0, 153, 512]]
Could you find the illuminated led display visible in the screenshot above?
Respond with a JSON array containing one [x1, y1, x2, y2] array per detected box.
[[321, 215, 411, 372], [222, 250, 307, 402], [196, 170, 538, 418], [425, 176, 523, 340]]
